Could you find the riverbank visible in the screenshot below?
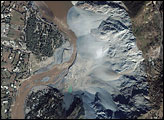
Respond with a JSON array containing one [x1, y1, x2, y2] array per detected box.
[[11, 1, 77, 119]]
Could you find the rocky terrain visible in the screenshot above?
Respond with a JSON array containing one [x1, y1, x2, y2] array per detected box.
[[57, 1, 152, 119], [24, 85, 84, 119]]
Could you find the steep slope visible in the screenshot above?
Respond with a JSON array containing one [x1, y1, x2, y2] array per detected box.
[[24, 85, 84, 119]]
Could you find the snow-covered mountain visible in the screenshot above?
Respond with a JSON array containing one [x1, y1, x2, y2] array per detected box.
[[55, 1, 151, 119]]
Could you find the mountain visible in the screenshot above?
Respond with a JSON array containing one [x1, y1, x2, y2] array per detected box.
[[58, 1, 150, 119]]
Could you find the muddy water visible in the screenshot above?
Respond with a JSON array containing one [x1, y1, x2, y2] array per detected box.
[[11, 1, 77, 119], [34, 1, 73, 27], [44, 1, 73, 23]]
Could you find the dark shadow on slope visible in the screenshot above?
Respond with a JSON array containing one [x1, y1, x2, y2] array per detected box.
[[122, 1, 146, 18]]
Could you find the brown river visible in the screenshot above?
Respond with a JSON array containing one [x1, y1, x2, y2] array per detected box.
[[11, 1, 77, 119]]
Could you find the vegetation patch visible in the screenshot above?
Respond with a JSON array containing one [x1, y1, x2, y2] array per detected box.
[[25, 12, 65, 58]]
